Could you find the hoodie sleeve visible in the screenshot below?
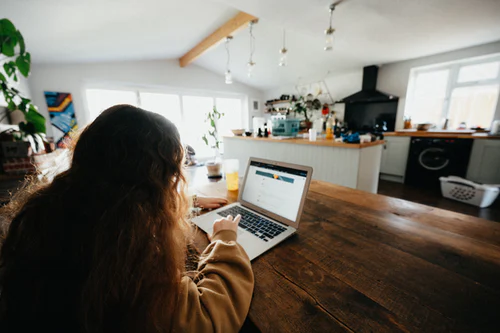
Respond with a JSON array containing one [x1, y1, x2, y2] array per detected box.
[[173, 230, 254, 333]]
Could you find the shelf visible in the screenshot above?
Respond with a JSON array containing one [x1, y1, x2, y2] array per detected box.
[[267, 100, 294, 105]]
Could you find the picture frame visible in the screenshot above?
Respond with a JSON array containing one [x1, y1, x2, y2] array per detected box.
[[252, 99, 260, 113]]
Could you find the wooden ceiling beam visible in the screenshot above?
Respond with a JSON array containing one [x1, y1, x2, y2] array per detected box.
[[179, 11, 258, 68]]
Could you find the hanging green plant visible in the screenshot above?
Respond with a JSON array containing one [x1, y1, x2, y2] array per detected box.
[[1, 18, 46, 139]]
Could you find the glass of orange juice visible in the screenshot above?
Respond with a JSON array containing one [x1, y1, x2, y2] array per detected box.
[[224, 159, 239, 191]]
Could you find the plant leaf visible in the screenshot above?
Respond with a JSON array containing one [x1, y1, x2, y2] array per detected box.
[[17, 31, 25, 54], [0, 19, 16, 35], [28, 104, 38, 113], [18, 100, 27, 112], [3, 62, 16, 77], [16, 53, 30, 77], [1, 38, 15, 56], [7, 100, 15, 111], [202, 135, 208, 146], [24, 108, 46, 134]]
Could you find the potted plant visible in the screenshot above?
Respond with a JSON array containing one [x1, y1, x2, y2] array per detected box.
[[293, 95, 322, 131], [201, 106, 223, 178], [0, 18, 47, 155]]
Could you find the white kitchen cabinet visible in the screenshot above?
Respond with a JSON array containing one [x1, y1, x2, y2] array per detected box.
[[223, 137, 383, 193], [466, 139, 500, 184], [380, 136, 411, 183]]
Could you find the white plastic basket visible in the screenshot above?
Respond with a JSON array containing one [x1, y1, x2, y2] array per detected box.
[[440, 176, 500, 208]]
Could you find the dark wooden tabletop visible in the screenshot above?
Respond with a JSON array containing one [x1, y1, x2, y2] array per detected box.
[[192, 178, 500, 333]]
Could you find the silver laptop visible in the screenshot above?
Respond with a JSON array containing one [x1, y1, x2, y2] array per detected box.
[[192, 157, 313, 261]]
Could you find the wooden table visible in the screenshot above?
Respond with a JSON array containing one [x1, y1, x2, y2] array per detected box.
[[192, 180, 500, 333]]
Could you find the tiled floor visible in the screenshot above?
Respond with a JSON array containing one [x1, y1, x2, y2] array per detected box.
[[377, 180, 500, 223]]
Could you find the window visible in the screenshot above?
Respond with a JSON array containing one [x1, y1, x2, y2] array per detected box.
[[86, 89, 138, 121], [406, 55, 500, 129], [407, 69, 449, 126], [182, 96, 214, 158], [85, 89, 245, 158], [139, 92, 182, 128], [216, 98, 244, 137]]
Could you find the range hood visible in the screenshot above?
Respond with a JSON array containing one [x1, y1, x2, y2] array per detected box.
[[338, 65, 398, 104]]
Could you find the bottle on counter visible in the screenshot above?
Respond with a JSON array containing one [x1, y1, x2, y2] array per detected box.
[[404, 117, 412, 129], [325, 115, 334, 140]]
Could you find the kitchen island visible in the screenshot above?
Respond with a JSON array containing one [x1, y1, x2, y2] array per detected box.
[[223, 136, 384, 193]]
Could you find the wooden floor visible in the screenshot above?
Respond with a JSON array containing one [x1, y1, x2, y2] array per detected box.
[[378, 180, 500, 223]]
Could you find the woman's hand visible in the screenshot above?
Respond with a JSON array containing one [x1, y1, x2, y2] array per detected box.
[[197, 196, 228, 210], [212, 214, 241, 237]]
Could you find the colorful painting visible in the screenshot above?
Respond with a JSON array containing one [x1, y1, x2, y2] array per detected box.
[[44, 92, 78, 148]]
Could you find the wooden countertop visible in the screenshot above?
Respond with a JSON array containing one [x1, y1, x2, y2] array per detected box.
[[192, 180, 500, 333], [385, 130, 500, 139], [224, 135, 385, 149]]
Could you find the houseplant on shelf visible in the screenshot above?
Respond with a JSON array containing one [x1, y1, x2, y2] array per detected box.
[[293, 95, 321, 130], [0, 18, 47, 155], [201, 106, 224, 178]]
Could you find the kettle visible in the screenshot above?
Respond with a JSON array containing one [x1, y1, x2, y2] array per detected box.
[[491, 120, 500, 135]]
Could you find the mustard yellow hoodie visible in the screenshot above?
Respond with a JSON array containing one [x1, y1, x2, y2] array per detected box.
[[174, 230, 254, 332]]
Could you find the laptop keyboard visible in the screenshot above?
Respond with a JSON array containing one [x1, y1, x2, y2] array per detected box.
[[217, 206, 287, 242]]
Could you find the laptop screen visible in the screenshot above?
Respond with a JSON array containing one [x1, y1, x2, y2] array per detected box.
[[241, 160, 309, 223]]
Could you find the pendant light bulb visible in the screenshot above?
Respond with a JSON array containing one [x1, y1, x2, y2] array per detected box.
[[324, 28, 335, 51], [247, 21, 257, 78], [224, 36, 233, 85], [225, 70, 233, 84], [279, 29, 288, 67], [247, 61, 256, 77], [279, 49, 288, 67], [324, 4, 335, 51]]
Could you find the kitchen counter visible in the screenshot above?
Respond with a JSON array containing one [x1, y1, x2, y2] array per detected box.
[[385, 130, 500, 139], [223, 135, 383, 193], [223, 135, 385, 149]]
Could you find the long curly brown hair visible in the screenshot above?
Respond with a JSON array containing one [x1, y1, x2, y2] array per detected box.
[[0, 105, 191, 332]]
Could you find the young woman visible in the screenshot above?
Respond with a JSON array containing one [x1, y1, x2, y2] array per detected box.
[[0, 105, 254, 333]]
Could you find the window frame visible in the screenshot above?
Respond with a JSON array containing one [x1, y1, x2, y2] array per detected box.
[[405, 54, 500, 127]]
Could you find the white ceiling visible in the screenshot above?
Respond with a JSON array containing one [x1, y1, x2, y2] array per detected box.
[[0, 0, 237, 62], [201, 0, 500, 90], [2, 0, 500, 91]]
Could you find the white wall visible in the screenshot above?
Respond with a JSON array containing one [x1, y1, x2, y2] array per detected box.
[[378, 41, 500, 129], [264, 69, 364, 122], [265, 41, 500, 130], [28, 59, 264, 137]]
